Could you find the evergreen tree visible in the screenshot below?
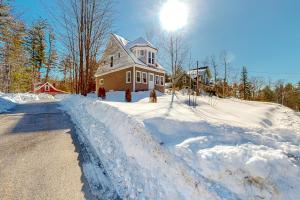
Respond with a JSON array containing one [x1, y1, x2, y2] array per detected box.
[[25, 19, 47, 83], [240, 66, 251, 100], [0, 1, 31, 92], [0, 0, 11, 42], [0, 0, 13, 92], [45, 27, 57, 82], [8, 21, 32, 92]]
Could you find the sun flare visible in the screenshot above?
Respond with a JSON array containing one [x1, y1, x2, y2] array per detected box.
[[159, 0, 189, 31]]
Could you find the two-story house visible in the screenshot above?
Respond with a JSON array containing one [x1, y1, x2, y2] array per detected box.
[[95, 33, 165, 93]]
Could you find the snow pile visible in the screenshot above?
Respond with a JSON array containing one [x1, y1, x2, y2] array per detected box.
[[0, 92, 16, 113], [108, 94, 300, 200], [58, 93, 300, 199], [58, 94, 221, 200], [0, 93, 55, 113]]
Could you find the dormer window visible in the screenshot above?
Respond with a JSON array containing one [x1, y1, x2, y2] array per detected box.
[[148, 51, 155, 65], [152, 52, 155, 64], [140, 50, 144, 56]]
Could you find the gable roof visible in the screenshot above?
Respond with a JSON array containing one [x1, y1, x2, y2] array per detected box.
[[96, 33, 165, 76], [125, 37, 157, 50], [113, 33, 129, 46], [112, 33, 147, 67], [33, 82, 68, 93]]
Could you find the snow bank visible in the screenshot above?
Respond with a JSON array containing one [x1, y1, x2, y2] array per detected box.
[[0, 93, 55, 113], [58, 95, 223, 200], [104, 93, 300, 199], [58, 93, 300, 199], [0, 92, 16, 113]]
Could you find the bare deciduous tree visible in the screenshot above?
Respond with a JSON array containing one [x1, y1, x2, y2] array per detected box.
[[210, 55, 218, 84], [58, 0, 114, 95], [159, 31, 188, 95], [220, 50, 232, 97]]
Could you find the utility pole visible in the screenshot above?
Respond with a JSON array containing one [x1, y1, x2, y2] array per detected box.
[[196, 61, 199, 95]]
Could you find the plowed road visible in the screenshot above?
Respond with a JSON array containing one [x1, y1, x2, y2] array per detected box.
[[0, 101, 94, 200]]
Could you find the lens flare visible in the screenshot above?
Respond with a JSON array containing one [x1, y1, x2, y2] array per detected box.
[[160, 0, 189, 31]]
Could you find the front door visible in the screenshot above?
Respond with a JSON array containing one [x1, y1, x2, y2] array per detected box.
[[149, 73, 154, 90]]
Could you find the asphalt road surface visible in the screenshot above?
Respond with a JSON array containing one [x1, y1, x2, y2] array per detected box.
[[0, 100, 94, 200]]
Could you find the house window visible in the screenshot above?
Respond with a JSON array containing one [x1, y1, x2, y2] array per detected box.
[[160, 76, 164, 86], [152, 52, 155, 64], [148, 51, 151, 64], [110, 56, 114, 67], [136, 71, 141, 83], [155, 75, 160, 85], [140, 50, 144, 56], [45, 85, 50, 91], [126, 71, 131, 83], [99, 79, 104, 85], [183, 76, 187, 84], [118, 52, 121, 58], [142, 72, 147, 84], [148, 52, 155, 65]]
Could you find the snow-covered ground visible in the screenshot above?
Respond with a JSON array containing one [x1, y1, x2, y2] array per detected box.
[[0, 92, 54, 113], [58, 91, 300, 200]]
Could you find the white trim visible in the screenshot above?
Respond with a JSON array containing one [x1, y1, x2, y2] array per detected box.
[[142, 72, 147, 84], [95, 64, 164, 77], [148, 73, 154, 90], [135, 64, 164, 73], [126, 71, 131, 83], [33, 82, 68, 94], [96, 34, 165, 79], [136, 71, 141, 83]]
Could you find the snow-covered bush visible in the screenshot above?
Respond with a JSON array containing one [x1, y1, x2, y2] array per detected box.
[[149, 89, 157, 103]]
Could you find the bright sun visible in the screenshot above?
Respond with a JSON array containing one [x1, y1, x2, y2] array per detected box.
[[159, 0, 189, 31]]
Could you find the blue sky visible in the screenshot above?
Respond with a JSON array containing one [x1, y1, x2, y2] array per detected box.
[[13, 0, 300, 83]]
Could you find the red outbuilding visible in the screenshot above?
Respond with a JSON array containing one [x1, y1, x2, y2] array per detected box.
[[33, 82, 68, 95]]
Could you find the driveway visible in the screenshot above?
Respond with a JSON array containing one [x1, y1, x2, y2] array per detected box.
[[0, 100, 94, 200]]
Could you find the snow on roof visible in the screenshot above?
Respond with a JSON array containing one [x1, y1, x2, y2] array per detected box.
[[113, 33, 129, 46], [125, 37, 156, 50], [187, 67, 209, 78], [111, 33, 164, 71]]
